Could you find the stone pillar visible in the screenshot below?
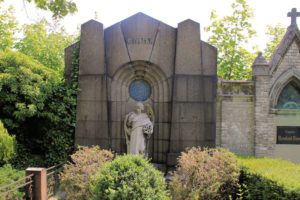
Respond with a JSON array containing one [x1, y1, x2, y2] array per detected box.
[[252, 52, 273, 156], [64, 42, 79, 83], [168, 19, 217, 166], [26, 168, 47, 200], [75, 20, 110, 148]]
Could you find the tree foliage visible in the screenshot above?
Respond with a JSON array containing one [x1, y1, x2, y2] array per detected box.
[[205, 0, 256, 80], [0, 0, 77, 19], [0, 2, 79, 168], [15, 19, 76, 74], [263, 23, 286, 60], [0, 5, 18, 51], [0, 120, 16, 165], [0, 50, 78, 168]]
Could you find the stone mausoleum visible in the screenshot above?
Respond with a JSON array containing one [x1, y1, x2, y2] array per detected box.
[[65, 9, 300, 166], [217, 9, 300, 163]]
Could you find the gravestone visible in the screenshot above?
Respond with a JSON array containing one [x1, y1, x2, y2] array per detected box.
[[65, 13, 217, 168]]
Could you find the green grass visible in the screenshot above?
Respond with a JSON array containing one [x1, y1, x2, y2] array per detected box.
[[237, 155, 300, 193]]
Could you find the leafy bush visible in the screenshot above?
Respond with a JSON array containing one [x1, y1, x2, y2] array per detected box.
[[0, 120, 16, 165], [0, 164, 25, 200], [238, 156, 300, 199], [169, 147, 241, 200], [59, 146, 114, 200], [0, 50, 79, 168], [91, 154, 170, 200]]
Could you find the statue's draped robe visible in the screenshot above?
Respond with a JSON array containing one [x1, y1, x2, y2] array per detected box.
[[127, 113, 153, 155]]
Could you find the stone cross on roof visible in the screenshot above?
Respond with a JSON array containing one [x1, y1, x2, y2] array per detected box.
[[287, 8, 300, 26]]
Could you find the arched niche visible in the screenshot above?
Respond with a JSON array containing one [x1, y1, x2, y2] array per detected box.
[[270, 68, 300, 163], [269, 67, 300, 110], [276, 80, 300, 110], [110, 60, 170, 104], [108, 60, 171, 163]]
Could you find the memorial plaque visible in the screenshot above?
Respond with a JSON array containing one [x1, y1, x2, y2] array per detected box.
[[277, 126, 300, 144]]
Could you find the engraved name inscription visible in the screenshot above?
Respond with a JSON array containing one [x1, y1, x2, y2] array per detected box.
[[277, 126, 300, 144], [127, 38, 153, 44]]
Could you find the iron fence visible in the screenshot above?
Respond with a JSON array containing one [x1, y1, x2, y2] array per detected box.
[[46, 163, 64, 199], [0, 173, 33, 200]]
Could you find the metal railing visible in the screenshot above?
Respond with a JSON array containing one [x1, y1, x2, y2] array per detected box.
[[0, 163, 65, 200], [46, 163, 64, 199], [0, 173, 34, 200]]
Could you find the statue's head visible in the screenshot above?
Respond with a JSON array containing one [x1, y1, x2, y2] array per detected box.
[[135, 102, 144, 112]]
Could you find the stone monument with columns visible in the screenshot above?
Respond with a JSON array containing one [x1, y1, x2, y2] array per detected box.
[[65, 12, 217, 169]]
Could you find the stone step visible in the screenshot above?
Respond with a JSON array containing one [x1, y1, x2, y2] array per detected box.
[[152, 163, 167, 173]]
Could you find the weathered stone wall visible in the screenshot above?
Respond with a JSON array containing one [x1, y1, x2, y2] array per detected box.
[[67, 13, 217, 167], [74, 20, 110, 149], [64, 42, 79, 83], [253, 74, 275, 157], [271, 41, 300, 84], [216, 80, 255, 156], [104, 13, 176, 164], [168, 19, 217, 166], [267, 40, 300, 159]]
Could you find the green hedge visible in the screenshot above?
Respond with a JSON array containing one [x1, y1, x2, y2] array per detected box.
[[238, 156, 300, 200]]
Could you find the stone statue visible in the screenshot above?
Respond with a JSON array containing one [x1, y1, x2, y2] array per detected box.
[[124, 102, 154, 156]]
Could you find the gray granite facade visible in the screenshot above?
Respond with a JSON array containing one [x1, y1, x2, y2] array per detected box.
[[66, 13, 217, 167]]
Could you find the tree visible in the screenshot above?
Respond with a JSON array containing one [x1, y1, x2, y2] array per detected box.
[[15, 19, 77, 74], [205, 0, 257, 80], [0, 0, 77, 19], [263, 23, 286, 60], [0, 5, 18, 51], [0, 51, 78, 168]]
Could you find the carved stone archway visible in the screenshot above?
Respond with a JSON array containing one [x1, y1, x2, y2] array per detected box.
[[108, 60, 171, 163], [269, 67, 300, 109]]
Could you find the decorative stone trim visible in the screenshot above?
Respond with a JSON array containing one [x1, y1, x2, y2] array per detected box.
[[269, 67, 300, 109]]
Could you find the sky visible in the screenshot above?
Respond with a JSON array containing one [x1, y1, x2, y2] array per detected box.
[[2, 0, 300, 51]]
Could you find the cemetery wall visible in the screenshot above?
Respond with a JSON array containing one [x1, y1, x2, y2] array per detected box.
[[216, 80, 255, 156]]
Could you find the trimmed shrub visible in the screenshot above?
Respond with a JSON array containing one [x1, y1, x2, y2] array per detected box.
[[0, 164, 25, 200], [59, 146, 113, 200], [91, 154, 170, 200], [169, 147, 241, 200], [238, 156, 300, 199], [0, 120, 16, 165]]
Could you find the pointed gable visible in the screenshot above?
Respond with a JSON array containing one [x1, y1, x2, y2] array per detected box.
[[269, 25, 300, 74], [104, 12, 176, 77]]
